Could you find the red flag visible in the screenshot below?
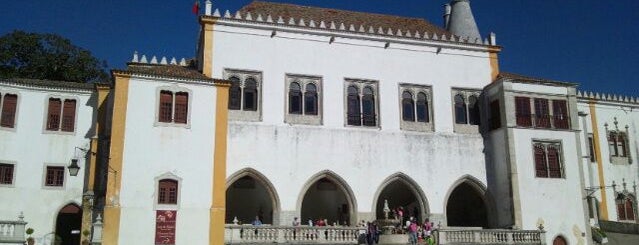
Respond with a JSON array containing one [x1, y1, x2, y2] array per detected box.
[[192, 0, 200, 15]]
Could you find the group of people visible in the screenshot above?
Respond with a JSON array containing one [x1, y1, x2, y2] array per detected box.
[[406, 218, 435, 245]]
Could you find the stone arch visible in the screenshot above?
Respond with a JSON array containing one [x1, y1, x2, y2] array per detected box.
[[297, 170, 358, 226], [226, 168, 281, 225], [371, 172, 430, 222], [443, 175, 494, 228], [552, 235, 568, 245], [54, 202, 82, 245]]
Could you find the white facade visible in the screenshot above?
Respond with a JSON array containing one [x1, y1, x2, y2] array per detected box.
[[0, 79, 94, 244]]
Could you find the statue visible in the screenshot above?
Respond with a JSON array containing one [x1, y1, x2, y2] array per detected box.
[[383, 199, 390, 219]]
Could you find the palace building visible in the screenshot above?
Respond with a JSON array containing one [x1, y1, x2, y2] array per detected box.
[[1, 1, 638, 245]]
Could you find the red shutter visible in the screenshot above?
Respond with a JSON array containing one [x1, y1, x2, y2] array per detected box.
[[547, 146, 562, 178], [515, 97, 531, 127], [46, 98, 62, 130], [534, 98, 550, 128], [174, 92, 188, 124], [552, 100, 569, 129], [159, 179, 178, 204], [626, 199, 635, 220], [159, 91, 173, 123], [1, 94, 17, 128], [61, 99, 76, 132], [534, 145, 548, 178]]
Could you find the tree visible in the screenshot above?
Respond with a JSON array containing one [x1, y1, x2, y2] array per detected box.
[[0, 30, 108, 83]]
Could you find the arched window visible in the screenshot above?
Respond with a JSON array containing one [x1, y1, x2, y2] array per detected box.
[[454, 94, 467, 124], [617, 194, 636, 221], [158, 179, 178, 204], [468, 95, 480, 125], [347, 86, 361, 126], [362, 86, 376, 126], [304, 83, 318, 115], [402, 91, 415, 122], [243, 78, 258, 111], [416, 92, 429, 123], [289, 82, 302, 114], [228, 76, 241, 110]]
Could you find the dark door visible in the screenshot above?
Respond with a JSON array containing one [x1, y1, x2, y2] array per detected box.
[[55, 204, 82, 245]]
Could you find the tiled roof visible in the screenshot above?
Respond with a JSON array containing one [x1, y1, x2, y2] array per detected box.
[[114, 64, 216, 82], [497, 72, 577, 87], [239, 1, 452, 37], [0, 78, 96, 90]]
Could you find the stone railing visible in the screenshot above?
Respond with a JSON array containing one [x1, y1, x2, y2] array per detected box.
[[225, 225, 365, 244], [437, 228, 546, 245], [0, 214, 27, 244]]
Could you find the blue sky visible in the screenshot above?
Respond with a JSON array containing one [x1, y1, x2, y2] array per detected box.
[[1, 0, 637, 95]]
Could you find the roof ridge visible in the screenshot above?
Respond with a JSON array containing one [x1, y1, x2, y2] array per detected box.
[[245, 1, 427, 22]]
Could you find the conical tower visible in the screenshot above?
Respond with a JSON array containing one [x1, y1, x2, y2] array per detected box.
[[446, 0, 481, 42]]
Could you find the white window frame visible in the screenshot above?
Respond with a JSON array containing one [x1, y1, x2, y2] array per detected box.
[[154, 172, 183, 210], [42, 163, 67, 190], [285, 74, 322, 125], [399, 84, 433, 132], [154, 86, 193, 128], [343, 79, 380, 129], [532, 140, 566, 179], [224, 69, 263, 122]]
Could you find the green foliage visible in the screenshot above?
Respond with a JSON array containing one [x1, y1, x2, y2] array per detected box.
[[25, 227, 34, 235], [0, 30, 108, 82]]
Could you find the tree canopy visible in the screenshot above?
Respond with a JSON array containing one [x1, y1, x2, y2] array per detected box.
[[0, 30, 108, 83]]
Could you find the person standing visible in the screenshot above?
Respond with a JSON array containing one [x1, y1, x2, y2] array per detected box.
[[292, 217, 300, 239], [408, 220, 418, 245]]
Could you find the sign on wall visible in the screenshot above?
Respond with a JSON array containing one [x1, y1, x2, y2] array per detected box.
[[155, 210, 177, 244]]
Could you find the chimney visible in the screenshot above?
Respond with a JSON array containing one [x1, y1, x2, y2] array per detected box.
[[205, 0, 213, 16], [446, 0, 481, 42], [443, 4, 452, 29]]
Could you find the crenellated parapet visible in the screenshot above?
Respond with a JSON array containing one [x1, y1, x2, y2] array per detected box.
[[129, 51, 189, 66], [577, 90, 639, 105], [201, 7, 497, 47]]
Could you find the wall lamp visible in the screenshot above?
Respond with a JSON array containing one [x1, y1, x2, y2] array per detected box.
[[69, 147, 97, 177]]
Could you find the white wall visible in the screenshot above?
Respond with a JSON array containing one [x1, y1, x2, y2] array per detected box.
[[115, 77, 219, 244], [0, 82, 94, 241]]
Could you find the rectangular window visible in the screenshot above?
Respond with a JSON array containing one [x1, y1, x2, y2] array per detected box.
[[159, 91, 173, 123], [533, 141, 564, 178], [174, 92, 188, 124], [588, 134, 596, 162], [0, 164, 14, 185], [515, 97, 532, 127], [345, 80, 378, 127], [534, 98, 550, 128], [61, 99, 76, 132], [1, 94, 18, 128], [45, 166, 64, 187], [552, 100, 569, 129], [46, 98, 62, 130], [489, 100, 501, 130], [158, 179, 178, 204]]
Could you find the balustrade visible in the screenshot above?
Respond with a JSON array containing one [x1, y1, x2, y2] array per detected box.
[[437, 229, 545, 245], [225, 225, 364, 244], [0, 215, 27, 244]]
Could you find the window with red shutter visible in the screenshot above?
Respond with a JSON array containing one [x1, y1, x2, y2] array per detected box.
[[547, 146, 562, 178], [515, 97, 531, 127], [174, 92, 188, 124], [626, 199, 635, 220], [534, 98, 550, 128], [0, 164, 14, 185], [618, 202, 627, 220], [534, 144, 548, 178], [61, 99, 76, 132], [46, 98, 62, 130], [45, 166, 65, 187], [1, 94, 17, 128], [159, 91, 173, 123], [158, 179, 178, 204], [552, 100, 569, 129]]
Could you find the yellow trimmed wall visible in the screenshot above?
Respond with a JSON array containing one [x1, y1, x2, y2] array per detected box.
[[589, 101, 608, 220], [102, 75, 130, 245]]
